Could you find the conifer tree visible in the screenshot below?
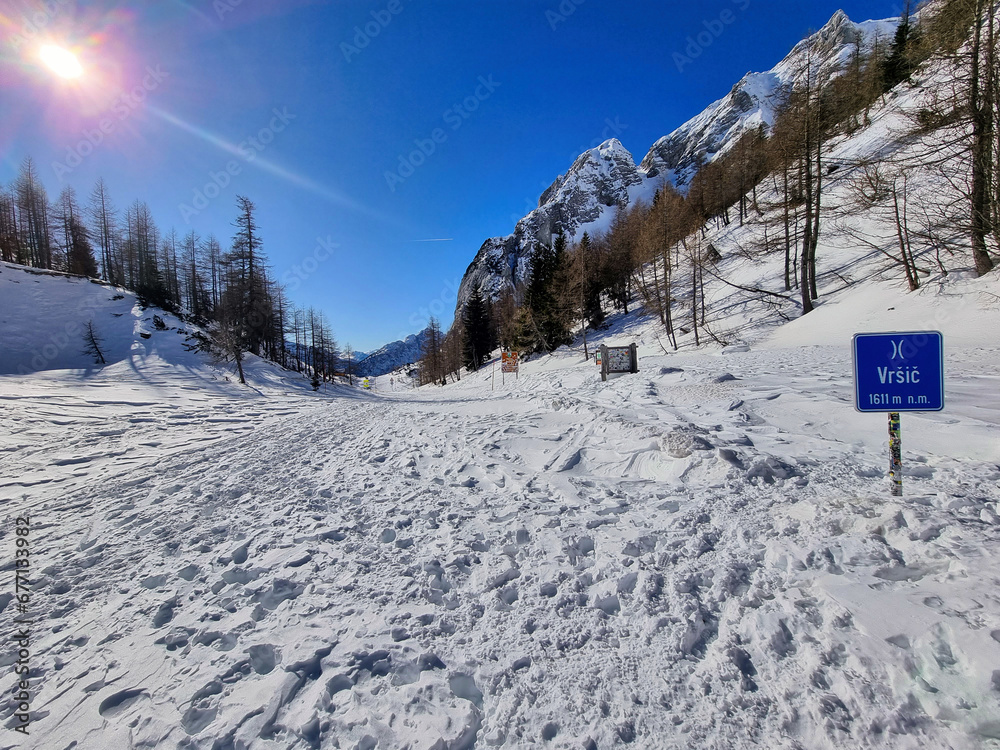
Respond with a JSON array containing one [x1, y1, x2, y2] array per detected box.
[[229, 196, 270, 354], [0, 185, 17, 264], [82, 320, 106, 365], [419, 318, 444, 385], [67, 213, 98, 278], [884, 2, 917, 92], [603, 206, 639, 313], [462, 284, 493, 370], [15, 158, 52, 269], [523, 233, 573, 353], [88, 179, 118, 283]]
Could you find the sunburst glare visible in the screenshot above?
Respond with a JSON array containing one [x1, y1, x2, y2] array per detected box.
[[39, 44, 83, 79]]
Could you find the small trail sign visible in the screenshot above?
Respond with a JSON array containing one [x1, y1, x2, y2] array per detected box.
[[599, 343, 638, 382], [501, 351, 519, 385], [852, 331, 944, 497], [501, 352, 519, 374]]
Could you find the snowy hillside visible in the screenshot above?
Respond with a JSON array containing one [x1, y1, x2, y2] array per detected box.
[[0, 262, 165, 376], [0, 261, 327, 393], [456, 10, 898, 310], [2, 243, 1000, 748]]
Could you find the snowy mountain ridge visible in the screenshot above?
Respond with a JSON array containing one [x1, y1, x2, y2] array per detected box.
[[455, 10, 899, 312], [354, 330, 427, 377], [641, 12, 898, 184]]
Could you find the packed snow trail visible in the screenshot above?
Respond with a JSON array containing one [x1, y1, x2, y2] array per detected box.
[[2, 337, 1000, 750]]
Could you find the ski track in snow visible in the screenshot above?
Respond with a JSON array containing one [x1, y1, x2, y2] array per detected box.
[[2, 342, 1000, 750]]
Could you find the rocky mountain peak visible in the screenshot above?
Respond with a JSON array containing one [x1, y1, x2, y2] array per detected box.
[[538, 138, 638, 209], [449, 10, 898, 322]]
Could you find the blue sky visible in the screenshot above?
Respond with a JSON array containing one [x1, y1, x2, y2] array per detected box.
[[2, 0, 905, 352]]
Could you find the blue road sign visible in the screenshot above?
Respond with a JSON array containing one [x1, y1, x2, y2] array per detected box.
[[853, 331, 944, 412]]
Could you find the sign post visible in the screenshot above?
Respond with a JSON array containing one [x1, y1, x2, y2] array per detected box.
[[853, 331, 944, 496], [888, 412, 902, 496]]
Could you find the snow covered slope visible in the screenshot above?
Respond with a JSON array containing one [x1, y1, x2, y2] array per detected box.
[[0, 261, 324, 393], [2, 244, 1000, 749]]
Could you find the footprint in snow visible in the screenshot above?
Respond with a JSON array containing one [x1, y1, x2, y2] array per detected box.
[[152, 599, 177, 627], [246, 644, 278, 674], [98, 688, 149, 718]]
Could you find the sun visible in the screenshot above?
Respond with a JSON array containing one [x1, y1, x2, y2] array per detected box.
[[39, 44, 84, 79]]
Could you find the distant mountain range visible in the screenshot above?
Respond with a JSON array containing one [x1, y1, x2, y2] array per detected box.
[[354, 330, 427, 377]]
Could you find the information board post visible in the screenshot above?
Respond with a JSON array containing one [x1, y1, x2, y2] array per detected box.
[[599, 343, 639, 382], [853, 331, 944, 497]]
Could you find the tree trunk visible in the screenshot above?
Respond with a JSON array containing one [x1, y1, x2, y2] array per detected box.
[[971, 0, 997, 275], [782, 165, 792, 291], [809, 131, 822, 301], [801, 152, 815, 314], [893, 184, 919, 290], [234, 347, 246, 385]]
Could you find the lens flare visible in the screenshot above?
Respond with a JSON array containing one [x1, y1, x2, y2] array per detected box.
[[39, 45, 83, 79]]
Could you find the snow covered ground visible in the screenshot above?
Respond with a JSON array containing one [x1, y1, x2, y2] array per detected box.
[[2, 260, 1000, 749]]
